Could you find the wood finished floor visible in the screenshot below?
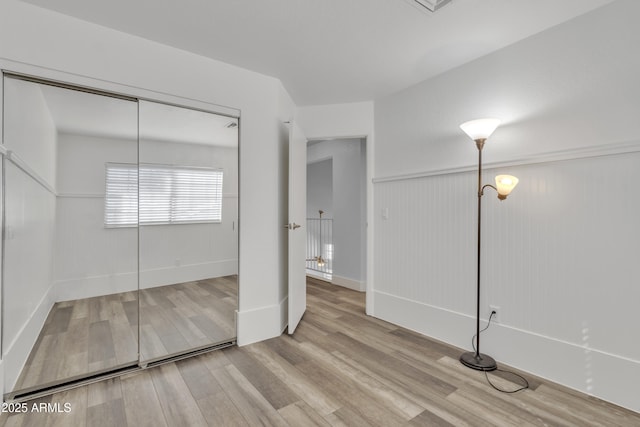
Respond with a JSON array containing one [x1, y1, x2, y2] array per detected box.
[[12, 276, 237, 394], [139, 275, 237, 363], [3, 277, 638, 426]]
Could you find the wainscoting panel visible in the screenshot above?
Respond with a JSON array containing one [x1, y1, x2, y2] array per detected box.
[[373, 150, 640, 412]]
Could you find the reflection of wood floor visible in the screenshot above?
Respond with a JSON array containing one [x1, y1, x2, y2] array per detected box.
[[13, 291, 139, 393], [12, 276, 237, 394], [140, 275, 237, 362], [3, 277, 638, 426]]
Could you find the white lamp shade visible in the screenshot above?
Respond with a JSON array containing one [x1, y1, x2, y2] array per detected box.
[[460, 118, 501, 141], [495, 175, 519, 198]]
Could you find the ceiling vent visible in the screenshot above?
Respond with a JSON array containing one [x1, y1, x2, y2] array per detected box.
[[410, 0, 452, 12]]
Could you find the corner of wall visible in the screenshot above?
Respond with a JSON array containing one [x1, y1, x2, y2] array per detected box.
[[236, 295, 288, 346]]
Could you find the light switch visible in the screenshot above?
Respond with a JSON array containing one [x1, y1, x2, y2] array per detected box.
[[381, 207, 389, 220]]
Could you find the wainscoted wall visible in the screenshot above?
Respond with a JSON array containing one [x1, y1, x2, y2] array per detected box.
[[1, 77, 59, 392], [2, 161, 57, 392], [373, 146, 640, 412]]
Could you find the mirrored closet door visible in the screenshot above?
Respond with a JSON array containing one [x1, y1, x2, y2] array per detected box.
[[2, 75, 139, 396], [138, 100, 238, 364], [2, 74, 238, 398]]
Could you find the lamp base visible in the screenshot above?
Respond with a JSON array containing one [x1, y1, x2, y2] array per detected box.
[[460, 351, 497, 371]]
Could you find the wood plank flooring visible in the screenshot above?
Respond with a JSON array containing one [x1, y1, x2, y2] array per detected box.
[[139, 275, 237, 363], [3, 277, 638, 426], [12, 276, 237, 395], [12, 291, 139, 394]]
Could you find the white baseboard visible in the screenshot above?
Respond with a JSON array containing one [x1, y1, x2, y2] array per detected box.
[[140, 259, 238, 289], [306, 270, 332, 282], [55, 272, 138, 302], [373, 290, 640, 414], [3, 284, 56, 394], [332, 275, 366, 292], [236, 296, 288, 346], [54, 259, 239, 301], [280, 296, 289, 334]]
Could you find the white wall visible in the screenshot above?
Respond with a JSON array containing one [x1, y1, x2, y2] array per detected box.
[[55, 132, 138, 301], [298, 101, 374, 140], [54, 132, 239, 301], [0, 0, 293, 353], [373, 0, 640, 412], [307, 158, 333, 218], [3, 78, 58, 187], [374, 1, 640, 180], [2, 78, 58, 392], [308, 139, 366, 290], [139, 138, 239, 289]]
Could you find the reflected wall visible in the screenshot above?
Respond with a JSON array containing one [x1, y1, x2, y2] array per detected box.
[[2, 76, 139, 394]]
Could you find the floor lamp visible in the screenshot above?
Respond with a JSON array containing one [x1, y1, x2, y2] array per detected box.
[[459, 118, 518, 371]]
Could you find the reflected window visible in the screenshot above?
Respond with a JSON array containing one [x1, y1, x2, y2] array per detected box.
[[105, 163, 223, 227], [105, 163, 138, 227]]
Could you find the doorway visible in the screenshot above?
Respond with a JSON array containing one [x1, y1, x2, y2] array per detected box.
[[305, 138, 367, 293]]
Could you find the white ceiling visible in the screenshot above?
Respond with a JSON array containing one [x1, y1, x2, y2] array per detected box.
[[22, 0, 614, 106]]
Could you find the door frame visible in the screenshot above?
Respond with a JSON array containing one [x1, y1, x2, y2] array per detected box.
[[305, 134, 373, 316]]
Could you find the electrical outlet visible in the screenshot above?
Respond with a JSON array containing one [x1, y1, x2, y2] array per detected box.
[[489, 305, 500, 323]]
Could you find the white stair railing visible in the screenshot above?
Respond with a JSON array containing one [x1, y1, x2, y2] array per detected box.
[[306, 210, 333, 275]]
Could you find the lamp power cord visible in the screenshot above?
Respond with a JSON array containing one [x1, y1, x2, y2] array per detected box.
[[472, 311, 530, 394]]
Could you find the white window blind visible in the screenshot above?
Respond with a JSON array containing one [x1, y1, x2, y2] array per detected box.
[[105, 163, 223, 227], [105, 163, 138, 227]]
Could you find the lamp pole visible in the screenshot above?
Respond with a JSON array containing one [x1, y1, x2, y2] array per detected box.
[[459, 118, 518, 371], [459, 138, 498, 371], [476, 139, 484, 361]]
